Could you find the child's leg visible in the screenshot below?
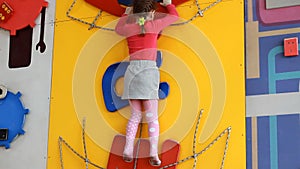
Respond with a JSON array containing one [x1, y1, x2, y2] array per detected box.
[[143, 99, 161, 166], [123, 99, 143, 161]]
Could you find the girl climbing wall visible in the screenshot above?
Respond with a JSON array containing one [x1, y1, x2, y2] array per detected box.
[[115, 0, 178, 166]]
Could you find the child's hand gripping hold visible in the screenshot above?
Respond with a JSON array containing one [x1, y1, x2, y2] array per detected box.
[[160, 0, 172, 6]]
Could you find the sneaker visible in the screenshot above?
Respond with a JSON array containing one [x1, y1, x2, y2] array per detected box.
[[123, 154, 133, 163], [149, 156, 161, 166]]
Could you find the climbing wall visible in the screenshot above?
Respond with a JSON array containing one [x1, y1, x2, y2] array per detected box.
[[0, 0, 56, 168], [47, 0, 245, 169], [245, 0, 300, 168]]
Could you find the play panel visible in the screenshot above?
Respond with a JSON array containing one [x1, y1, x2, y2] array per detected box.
[[48, 0, 245, 168]]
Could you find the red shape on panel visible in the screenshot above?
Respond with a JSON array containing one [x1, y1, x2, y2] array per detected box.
[[85, 0, 125, 17], [284, 37, 299, 57], [107, 135, 180, 169], [0, 2, 13, 22], [0, 0, 48, 35], [84, 0, 188, 17]]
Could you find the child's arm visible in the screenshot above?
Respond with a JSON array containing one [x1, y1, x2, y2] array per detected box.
[[165, 4, 179, 17], [115, 7, 133, 36], [154, 1, 179, 30]]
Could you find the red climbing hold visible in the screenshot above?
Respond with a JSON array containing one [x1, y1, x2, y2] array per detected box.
[[85, 0, 188, 17], [107, 135, 180, 169]]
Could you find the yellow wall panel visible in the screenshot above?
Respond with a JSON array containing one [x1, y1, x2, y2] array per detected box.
[[48, 0, 245, 168]]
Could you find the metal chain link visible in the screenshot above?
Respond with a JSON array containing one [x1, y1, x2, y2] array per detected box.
[[66, 0, 115, 31], [192, 109, 203, 169], [66, 0, 222, 30], [171, 0, 222, 26], [88, 10, 103, 30], [195, 0, 204, 17], [220, 126, 231, 169], [58, 136, 65, 169], [202, 0, 222, 13], [158, 109, 231, 169], [58, 109, 231, 169], [58, 119, 106, 169], [82, 118, 89, 169], [171, 0, 203, 26]]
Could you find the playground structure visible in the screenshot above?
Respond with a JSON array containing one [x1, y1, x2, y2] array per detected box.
[[0, 0, 299, 169]]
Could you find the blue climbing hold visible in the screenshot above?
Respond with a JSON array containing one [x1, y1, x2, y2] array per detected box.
[[102, 51, 170, 112]]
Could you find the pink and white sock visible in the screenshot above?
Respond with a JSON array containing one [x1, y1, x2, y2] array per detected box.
[[143, 99, 160, 163], [123, 99, 160, 165], [123, 100, 143, 159]]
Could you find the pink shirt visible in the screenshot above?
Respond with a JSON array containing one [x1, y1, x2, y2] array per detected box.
[[115, 4, 179, 61]]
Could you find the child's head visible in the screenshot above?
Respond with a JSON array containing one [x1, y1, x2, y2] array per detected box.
[[132, 0, 157, 14], [131, 0, 157, 35]]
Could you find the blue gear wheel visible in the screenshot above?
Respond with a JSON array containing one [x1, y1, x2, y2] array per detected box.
[[0, 90, 29, 149]]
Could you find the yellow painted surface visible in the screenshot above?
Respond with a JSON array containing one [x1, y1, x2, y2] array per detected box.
[[48, 0, 245, 169]]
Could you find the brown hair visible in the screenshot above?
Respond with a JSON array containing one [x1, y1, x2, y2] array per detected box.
[[132, 0, 157, 14], [131, 0, 157, 36]]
